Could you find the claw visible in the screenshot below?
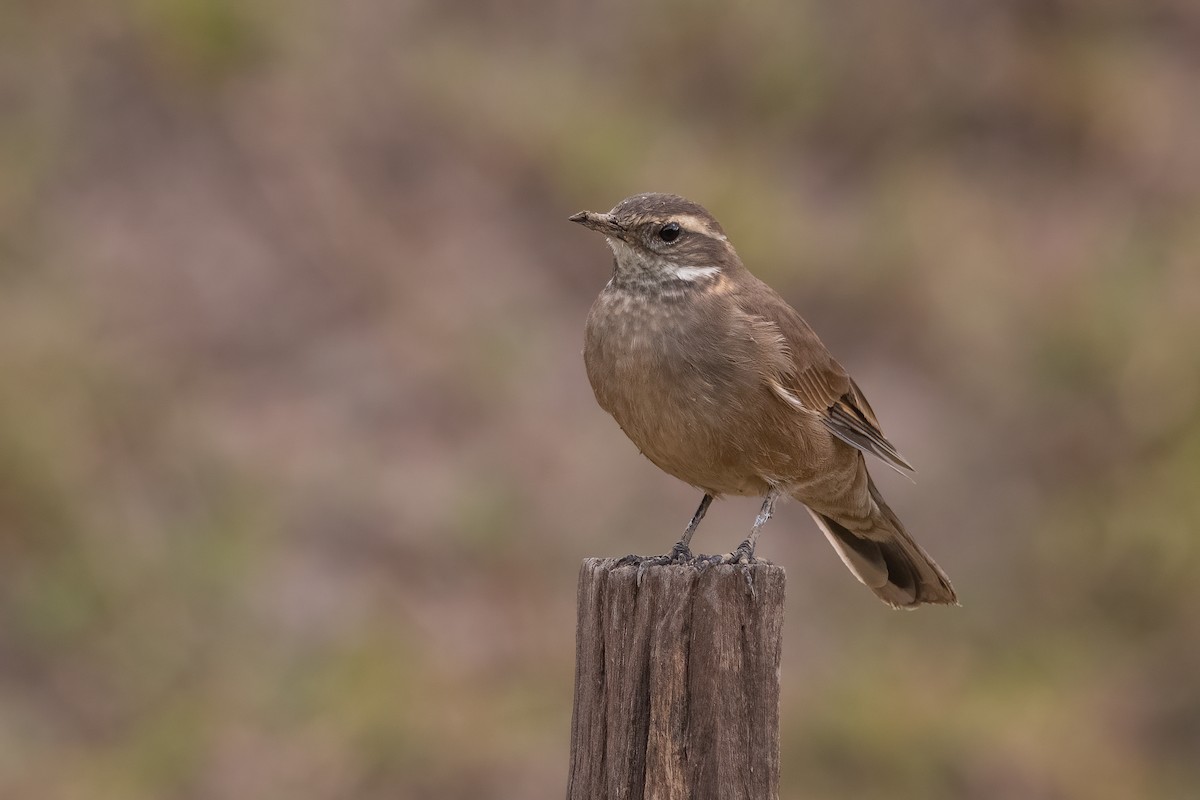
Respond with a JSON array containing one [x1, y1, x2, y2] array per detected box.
[[614, 552, 676, 584], [731, 538, 755, 565], [668, 542, 693, 563], [635, 554, 673, 585]]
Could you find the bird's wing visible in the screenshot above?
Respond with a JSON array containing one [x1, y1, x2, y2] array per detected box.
[[734, 282, 915, 475]]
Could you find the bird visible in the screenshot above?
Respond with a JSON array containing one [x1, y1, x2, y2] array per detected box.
[[569, 192, 956, 608]]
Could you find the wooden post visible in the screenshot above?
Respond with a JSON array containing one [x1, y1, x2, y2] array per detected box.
[[566, 557, 786, 800]]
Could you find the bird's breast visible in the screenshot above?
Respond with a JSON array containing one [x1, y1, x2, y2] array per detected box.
[[583, 284, 799, 494], [584, 286, 715, 418]]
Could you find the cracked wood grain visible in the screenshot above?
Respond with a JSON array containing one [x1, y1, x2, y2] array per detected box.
[[567, 558, 785, 800]]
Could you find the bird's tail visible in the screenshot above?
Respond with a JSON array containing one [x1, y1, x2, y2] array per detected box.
[[803, 479, 957, 609]]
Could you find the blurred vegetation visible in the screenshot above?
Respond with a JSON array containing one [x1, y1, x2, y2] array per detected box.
[[1, 0, 1198, 798]]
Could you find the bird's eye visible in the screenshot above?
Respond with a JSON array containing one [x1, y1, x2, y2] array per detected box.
[[658, 222, 681, 243]]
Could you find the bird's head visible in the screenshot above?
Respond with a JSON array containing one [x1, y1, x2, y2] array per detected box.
[[570, 193, 739, 285]]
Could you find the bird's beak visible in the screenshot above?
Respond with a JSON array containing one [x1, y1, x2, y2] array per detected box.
[[569, 210, 626, 239]]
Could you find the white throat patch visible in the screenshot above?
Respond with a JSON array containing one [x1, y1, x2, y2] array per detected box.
[[671, 265, 722, 281], [605, 237, 722, 284]]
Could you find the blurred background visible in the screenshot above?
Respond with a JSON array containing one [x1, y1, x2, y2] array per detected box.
[[2, 1, 1199, 798]]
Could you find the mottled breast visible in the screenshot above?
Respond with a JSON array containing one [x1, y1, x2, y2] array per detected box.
[[583, 279, 787, 495]]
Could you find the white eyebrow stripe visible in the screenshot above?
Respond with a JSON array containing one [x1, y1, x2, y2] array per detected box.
[[671, 265, 722, 281], [672, 213, 728, 241]]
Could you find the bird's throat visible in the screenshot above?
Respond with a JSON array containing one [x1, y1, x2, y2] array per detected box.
[[606, 240, 723, 294]]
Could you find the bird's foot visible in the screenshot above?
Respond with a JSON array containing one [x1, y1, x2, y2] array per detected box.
[[616, 540, 694, 568], [667, 541, 694, 563], [615, 545, 755, 581], [615, 552, 672, 568], [731, 539, 756, 565], [709, 539, 756, 566], [689, 543, 757, 597], [614, 552, 679, 587]]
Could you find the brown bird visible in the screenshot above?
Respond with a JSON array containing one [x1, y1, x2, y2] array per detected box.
[[570, 193, 956, 608]]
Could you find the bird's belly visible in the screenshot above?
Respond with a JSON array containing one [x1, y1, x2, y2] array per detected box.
[[584, 300, 824, 495]]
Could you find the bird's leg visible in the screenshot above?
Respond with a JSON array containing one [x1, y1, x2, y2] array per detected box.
[[669, 493, 713, 562], [616, 493, 714, 572], [726, 488, 781, 565]]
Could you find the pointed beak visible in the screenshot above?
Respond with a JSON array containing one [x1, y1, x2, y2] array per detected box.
[[569, 210, 626, 239]]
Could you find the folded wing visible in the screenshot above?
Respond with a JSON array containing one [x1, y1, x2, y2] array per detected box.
[[734, 282, 914, 475]]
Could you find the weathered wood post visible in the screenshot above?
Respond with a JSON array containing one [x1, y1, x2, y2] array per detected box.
[[566, 557, 786, 800]]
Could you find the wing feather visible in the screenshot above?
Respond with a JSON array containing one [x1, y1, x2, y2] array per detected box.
[[733, 278, 914, 475]]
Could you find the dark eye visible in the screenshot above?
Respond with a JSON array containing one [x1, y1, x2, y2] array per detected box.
[[658, 222, 681, 243]]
